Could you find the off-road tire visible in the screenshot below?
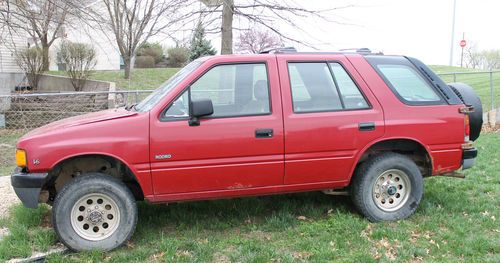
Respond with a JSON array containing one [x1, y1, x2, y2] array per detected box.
[[351, 153, 423, 222], [52, 173, 137, 251]]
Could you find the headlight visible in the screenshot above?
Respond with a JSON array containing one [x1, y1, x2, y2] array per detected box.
[[16, 149, 27, 167]]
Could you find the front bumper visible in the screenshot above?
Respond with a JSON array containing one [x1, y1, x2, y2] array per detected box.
[[462, 148, 477, 170], [11, 167, 48, 208]]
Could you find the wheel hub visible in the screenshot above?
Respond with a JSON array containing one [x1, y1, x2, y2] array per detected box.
[[387, 185, 397, 196], [372, 169, 412, 212], [87, 210, 103, 224], [70, 193, 120, 241]]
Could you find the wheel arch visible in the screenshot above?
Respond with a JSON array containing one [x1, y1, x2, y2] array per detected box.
[[44, 153, 145, 202], [349, 137, 433, 182]]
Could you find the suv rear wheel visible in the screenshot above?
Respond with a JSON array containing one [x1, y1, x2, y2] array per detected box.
[[52, 173, 137, 251], [351, 153, 423, 222]]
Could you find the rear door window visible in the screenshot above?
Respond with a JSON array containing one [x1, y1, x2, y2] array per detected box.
[[288, 62, 343, 112], [288, 62, 369, 113]]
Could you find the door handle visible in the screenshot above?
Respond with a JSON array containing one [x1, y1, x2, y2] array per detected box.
[[255, 128, 273, 138], [358, 122, 375, 131]]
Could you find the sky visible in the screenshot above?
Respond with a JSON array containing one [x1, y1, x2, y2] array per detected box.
[[205, 0, 500, 66]]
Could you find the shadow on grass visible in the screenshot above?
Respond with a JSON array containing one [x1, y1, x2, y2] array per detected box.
[[134, 192, 355, 239]]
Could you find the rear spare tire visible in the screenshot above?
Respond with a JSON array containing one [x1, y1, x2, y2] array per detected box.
[[449, 83, 483, 141]]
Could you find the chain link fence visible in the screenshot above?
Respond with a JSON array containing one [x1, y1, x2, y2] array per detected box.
[[437, 71, 499, 112], [0, 90, 153, 176]]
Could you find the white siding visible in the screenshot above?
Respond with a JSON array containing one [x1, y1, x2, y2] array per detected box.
[[49, 26, 121, 71], [0, 32, 28, 73]]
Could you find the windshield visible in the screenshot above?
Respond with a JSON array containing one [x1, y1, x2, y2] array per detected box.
[[134, 60, 203, 112]]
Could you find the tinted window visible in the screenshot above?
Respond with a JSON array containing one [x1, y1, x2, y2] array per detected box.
[[377, 64, 441, 102], [329, 63, 369, 109], [164, 63, 270, 119], [288, 63, 342, 112]]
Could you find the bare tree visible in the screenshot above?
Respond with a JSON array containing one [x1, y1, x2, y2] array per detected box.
[[0, 0, 78, 71], [480, 50, 500, 70], [463, 43, 482, 69], [235, 28, 283, 54], [200, 0, 352, 54], [92, 0, 188, 79]]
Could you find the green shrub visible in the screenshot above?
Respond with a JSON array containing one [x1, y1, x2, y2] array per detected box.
[[57, 41, 97, 91], [137, 42, 164, 64], [135, 56, 155, 68], [167, 47, 189, 67], [15, 47, 44, 91]]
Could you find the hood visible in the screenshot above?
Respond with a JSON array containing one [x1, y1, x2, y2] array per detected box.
[[21, 108, 138, 139]]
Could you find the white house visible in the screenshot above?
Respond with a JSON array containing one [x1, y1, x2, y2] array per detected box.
[[49, 25, 122, 71], [0, 30, 29, 73]]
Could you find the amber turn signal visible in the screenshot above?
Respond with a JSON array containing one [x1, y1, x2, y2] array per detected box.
[[15, 149, 27, 167]]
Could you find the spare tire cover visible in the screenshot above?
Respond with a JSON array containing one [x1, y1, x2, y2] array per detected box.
[[448, 83, 483, 141]]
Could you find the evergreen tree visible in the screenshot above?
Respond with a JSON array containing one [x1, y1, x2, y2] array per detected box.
[[189, 22, 217, 61]]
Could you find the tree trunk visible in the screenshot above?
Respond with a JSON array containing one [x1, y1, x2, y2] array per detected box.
[[41, 42, 50, 71], [221, 0, 234, 55], [124, 57, 131, 79]]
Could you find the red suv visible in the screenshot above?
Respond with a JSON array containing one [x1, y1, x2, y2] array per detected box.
[[11, 49, 482, 251]]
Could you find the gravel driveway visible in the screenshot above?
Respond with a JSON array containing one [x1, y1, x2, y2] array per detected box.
[[0, 176, 20, 218]]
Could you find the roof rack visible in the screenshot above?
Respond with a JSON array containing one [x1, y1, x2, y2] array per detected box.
[[260, 47, 297, 54], [338, 48, 372, 54]]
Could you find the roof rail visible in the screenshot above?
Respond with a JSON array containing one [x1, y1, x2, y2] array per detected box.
[[338, 48, 372, 54], [260, 47, 297, 54]]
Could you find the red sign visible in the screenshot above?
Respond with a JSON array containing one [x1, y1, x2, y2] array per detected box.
[[460, 40, 467, 48]]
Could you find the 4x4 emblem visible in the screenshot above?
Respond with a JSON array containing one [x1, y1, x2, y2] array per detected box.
[[155, 154, 172, 160]]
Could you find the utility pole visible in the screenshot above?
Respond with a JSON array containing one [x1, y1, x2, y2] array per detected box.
[[449, 0, 457, 66]]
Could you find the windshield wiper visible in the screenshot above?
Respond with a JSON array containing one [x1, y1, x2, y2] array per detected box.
[[125, 103, 137, 111]]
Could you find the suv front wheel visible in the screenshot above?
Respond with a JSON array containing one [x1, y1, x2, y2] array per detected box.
[[52, 173, 138, 251], [351, 153, 423, 222]]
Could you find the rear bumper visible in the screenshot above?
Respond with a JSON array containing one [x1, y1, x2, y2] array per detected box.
[[11, 167, 48, 208], [462, 148, 477, 170]]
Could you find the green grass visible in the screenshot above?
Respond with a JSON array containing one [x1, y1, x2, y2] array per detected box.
[[48, 68, 180, 91], [430, 65, 499, 111], [1, 132, 498, 262]]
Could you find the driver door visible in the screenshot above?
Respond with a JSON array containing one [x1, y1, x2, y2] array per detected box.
[[150, 58, 284, 196]]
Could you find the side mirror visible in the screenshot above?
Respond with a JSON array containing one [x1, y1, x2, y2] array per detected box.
[[189, 99, 213, 126]]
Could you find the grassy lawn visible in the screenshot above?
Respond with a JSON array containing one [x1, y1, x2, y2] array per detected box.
[[48, 68, 180, 91], [0, 132, 498, 262]]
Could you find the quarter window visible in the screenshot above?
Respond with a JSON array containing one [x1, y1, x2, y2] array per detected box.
[[376, 64, 441, 102]]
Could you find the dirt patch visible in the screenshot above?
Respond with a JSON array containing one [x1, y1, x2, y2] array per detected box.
[[482, 124, 500, 133], [0, 176, 19, 218]]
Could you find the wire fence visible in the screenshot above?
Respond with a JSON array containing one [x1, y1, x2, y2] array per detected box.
[[0, 71, 499, 176], [437, 71, 499, 111]]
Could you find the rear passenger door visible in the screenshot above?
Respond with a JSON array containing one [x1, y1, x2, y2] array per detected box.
[[277, 55, 385, 185]]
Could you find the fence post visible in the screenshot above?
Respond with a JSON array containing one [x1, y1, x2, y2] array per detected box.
[[490, 71, 494, 111], [453, 73, 457, 83]]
